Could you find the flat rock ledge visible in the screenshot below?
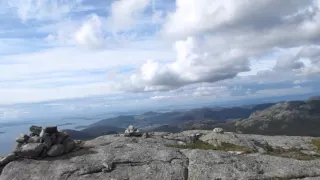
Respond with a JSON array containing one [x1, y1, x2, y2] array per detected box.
[[1, 128, 320, 180]]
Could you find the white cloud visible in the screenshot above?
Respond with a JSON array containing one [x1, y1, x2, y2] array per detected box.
[[273, 55, 305, 71], [0, 82, 120, 105], [128, 36, 250, 91], [110, 0, 151, 32], [162, 0, 315, 38], [8, 0, 83, 22], [75, 14, 105, 49], [192, 85, 230, 97], [150, 95, 173, 100]]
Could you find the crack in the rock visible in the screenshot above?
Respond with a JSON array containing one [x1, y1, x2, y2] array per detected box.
[[61, 169, 78, 179], [177, 150, 190, 180], [78, 166, 104, 176]]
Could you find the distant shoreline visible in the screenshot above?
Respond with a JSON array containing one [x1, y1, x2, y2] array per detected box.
[[57, 123, 74, 127], [0, 132, 4, 134], [74, 126, 88, 129]]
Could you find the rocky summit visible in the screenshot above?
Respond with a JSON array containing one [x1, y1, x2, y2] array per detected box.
[[1, 126, 320, 180]]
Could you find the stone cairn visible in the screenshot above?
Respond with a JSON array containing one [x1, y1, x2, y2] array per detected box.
[[213, 127, 224, 134], [123, 125, 149, 138], [0, 125, 81, 170]]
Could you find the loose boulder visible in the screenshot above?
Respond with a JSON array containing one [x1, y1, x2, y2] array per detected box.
[[47, 144, 64, 157], [44, 126, 58, 134], [29, 126, 42, 136], [142, 132, 150, 138], [56, 131, 69, 144], [27, 136, 41, 143], [0, 153, 17, 166], [62, 138, 76, 153], [15, 143, 46, 158]]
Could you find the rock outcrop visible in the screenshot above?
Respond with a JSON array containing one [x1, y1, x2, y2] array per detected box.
[[0, 125, 80, 174], [1, 129, 320, 180]]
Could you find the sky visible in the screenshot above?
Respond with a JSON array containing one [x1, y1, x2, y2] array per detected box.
[[1, 0, 320, 121]]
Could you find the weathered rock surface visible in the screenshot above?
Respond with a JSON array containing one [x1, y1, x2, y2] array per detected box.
[[15, 143, 46, 159], [1, 130, 320, 180], [47, 144, 65, 157]]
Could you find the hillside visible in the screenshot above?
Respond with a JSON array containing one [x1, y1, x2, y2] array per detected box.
[[65, 98, 320, 139], [86, 103, 275, 133], [218, 100, 320, 136]]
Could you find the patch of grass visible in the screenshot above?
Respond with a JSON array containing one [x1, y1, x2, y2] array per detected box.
[[267, 149, 316, 161], [311, 139, 320, 153], [167, 140, 253, 153]]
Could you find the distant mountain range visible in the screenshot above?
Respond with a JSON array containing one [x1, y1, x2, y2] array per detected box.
[[63, 125, 124, 140], [218, 98, 320, 136], [64, 96, 320, 140]]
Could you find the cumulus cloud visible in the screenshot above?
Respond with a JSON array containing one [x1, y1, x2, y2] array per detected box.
[[273, 55, 305, 71], [162, 0, 316, 38], [110, 0, 151, 32], [8, 0, 83, 22], [75, 14, 104, 49], [129, 37, 250, 91]]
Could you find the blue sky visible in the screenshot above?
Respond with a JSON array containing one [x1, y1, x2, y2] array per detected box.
[[1, 0, 320, 121]]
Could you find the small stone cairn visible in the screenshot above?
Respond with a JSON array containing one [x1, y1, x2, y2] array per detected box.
[[213, 127, 224, 134], [123, 125, 149, 138], [0, 125, 81, 170]]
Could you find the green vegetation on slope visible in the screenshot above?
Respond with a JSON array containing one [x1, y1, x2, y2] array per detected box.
[[311, 139, 320, 153]]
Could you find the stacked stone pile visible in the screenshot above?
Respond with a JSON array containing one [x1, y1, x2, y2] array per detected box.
[[0, 125, 81, 170], [123, 125, 150, 138]]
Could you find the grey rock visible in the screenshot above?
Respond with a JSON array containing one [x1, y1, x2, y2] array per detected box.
[[15, 137, 25, 144], [102, 162, 113, 172], [15, 143, 45, 158], [213, 127, 224, 134], [39, 129, 45, 138], [56, 131, 69, 144], [142, 132, 150, 138], [47, 144, 64, 157], [1, 134, 188, 180], [182, 149, 320, 180], [27, 136, 41, 143], [198, 131, 315, 151], [29, 126, 42, 136], [44, 126, 58, 134], [0, 153, 17, 166], [20, 133, 30, 142], [13, 143, 23, 153], [2, 131, 320, 180], [42, 135, 52, 149], [123, 126, 143, 137], [124, 125, 137, 134], [39, 148, 47, 158], [123, 132, 143, 137], [51, 133, 57, 144], [62, 138, 76, 153]]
